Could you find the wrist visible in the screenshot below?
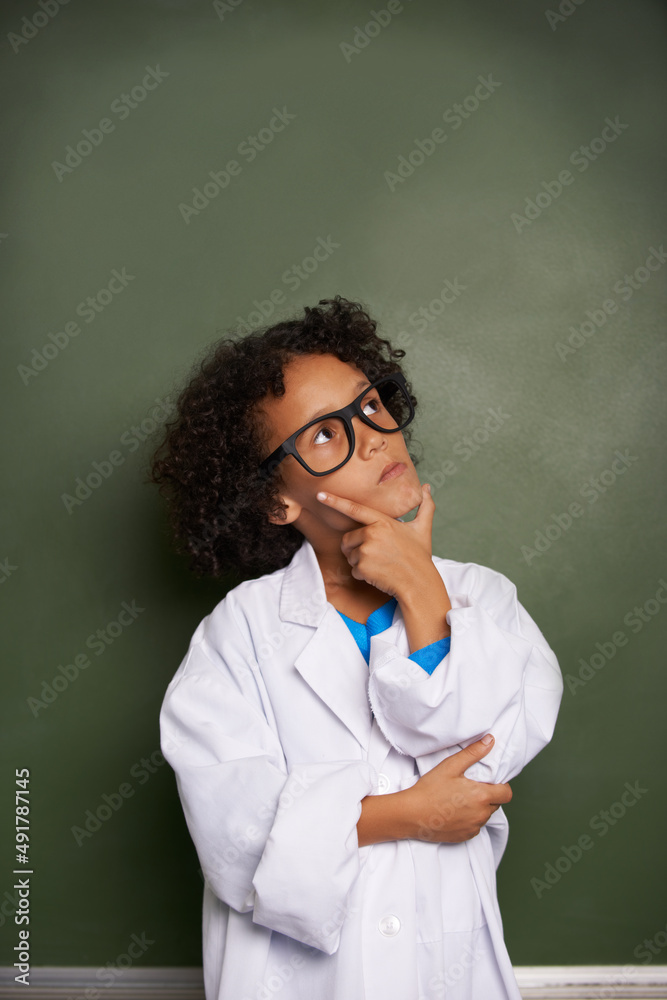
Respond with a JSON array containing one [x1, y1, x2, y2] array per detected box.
[[390, 786, 418, 841], [394, 785, 420, 841], [397, 562, 448, 612], [357, 787, 417, 846], [397, 567, 452, 651]]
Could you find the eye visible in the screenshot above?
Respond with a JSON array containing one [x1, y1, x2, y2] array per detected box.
[[362, 395, 381, 416], [312, 424, 337, 446]]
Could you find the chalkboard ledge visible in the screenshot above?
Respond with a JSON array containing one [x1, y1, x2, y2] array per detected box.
[[0, 964, 666, 998]]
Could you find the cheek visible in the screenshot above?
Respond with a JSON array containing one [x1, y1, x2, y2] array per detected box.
[[281, 459, 318, 496], [324, 467, 365, 498]]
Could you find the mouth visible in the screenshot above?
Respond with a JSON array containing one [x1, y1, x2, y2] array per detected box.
[[378, 461, 406, 484]]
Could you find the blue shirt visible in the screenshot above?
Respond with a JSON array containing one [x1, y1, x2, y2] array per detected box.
[[337, 596, 450, 676]]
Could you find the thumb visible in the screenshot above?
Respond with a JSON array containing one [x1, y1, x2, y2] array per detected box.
[[446, 735, 494, 774], [413, 482, 435, 523]]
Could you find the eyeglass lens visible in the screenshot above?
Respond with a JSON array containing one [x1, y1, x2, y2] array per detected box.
[[294, 378, 410, 474]]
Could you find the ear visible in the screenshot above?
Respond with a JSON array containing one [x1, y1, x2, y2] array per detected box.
[[267, 496, 302, 526]]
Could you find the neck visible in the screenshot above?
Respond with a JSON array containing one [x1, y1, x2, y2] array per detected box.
[[297, 525, 387, 603]]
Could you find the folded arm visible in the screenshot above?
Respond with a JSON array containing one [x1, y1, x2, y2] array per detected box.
[[160, 600, 378, 956], [367, 562, 564, 784]]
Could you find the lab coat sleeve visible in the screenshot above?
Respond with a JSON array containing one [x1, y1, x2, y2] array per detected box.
[[159, 598, 378, 956], [366, 563, 563, 784]]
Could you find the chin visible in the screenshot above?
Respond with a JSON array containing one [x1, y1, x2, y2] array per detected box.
[[390, 481, 423, 517]]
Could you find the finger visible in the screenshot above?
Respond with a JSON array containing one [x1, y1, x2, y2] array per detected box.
[[481, 782, 513, 807], [413, 483, 436, 528], [340, 526, 368, 556], [443, 736, 495, 775], [316, 490, 389, 525], [490, 783, 513, 805]]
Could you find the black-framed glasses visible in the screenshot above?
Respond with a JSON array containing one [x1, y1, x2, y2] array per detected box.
[[258, 371, 415, 478]]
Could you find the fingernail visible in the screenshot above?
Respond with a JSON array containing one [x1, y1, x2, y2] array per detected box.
[[481, 734, 493, 745], [317, 492, 328, 501]]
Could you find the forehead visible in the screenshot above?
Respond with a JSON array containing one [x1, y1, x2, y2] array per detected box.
[[257, 353, 368, 448]]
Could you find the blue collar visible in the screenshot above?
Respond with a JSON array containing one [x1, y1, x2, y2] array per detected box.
[[337, 597, 398, 664], [337, 596, 397, 630]]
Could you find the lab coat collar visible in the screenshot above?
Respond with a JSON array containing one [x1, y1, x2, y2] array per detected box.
[[277, 537, 470, 762], [280, 535, 402, 638], [279, 537, 401, 751], [279, 535, 330, 627]]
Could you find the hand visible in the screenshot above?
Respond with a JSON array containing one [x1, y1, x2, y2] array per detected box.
[[402, 737, 513, 843], [316, 483, 436, 600]]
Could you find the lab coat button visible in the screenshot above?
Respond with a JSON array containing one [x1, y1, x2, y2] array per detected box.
[[377, 773, 390, 793], [378, 914, 401, 936]]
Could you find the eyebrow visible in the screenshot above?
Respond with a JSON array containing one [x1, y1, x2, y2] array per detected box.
[[307, 379, 371, 421]]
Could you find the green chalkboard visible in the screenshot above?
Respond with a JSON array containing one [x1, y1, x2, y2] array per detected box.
[[1, 0, 665, 973]]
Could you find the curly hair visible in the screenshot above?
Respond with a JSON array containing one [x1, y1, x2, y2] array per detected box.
[[148, 295, 422, 581]]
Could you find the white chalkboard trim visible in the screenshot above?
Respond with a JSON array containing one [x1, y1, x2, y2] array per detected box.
[[0, 965, 666, 998], [516, 965, 667, 998]]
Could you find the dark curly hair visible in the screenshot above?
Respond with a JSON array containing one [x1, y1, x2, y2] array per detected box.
[[148, 295, 422, 581]]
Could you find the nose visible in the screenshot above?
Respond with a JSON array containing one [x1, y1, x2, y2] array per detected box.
[[351, 415, 387, 458]]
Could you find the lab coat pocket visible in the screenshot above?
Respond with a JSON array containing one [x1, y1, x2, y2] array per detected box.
[[411, 839, 487, 940]]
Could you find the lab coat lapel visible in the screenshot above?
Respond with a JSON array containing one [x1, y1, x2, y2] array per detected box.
[[278, 539, 470, 761], [279, 538, 374, 751]]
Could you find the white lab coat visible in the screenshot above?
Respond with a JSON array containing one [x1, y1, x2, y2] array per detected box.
[[159, 536, 563, 1000]]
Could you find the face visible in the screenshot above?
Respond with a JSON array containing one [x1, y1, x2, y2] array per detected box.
[[254, 353, 424, 534]]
